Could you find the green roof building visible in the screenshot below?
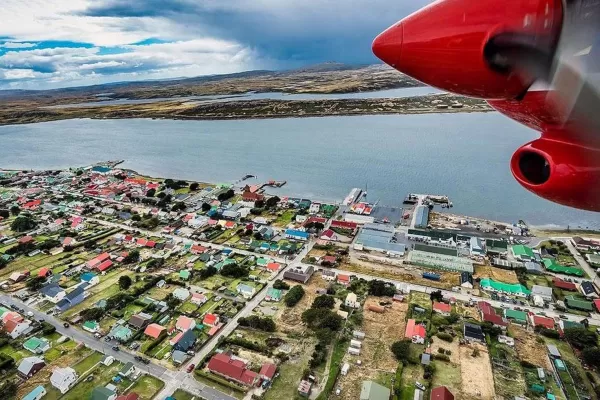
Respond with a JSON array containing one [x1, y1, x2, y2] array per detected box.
[[486, 239, 508, 254], [480, 278, 531, 296], [504, 309, 528, 324], [82, 320, 99, 333], [90, 386, 115, 400], [565, 295, 594, 311], [266, 287, 282, 301], [360, 381, 391, 400], [179, 270, 191, 280], [23, 337, 50, 354], [109, 325, 133, 342], [512, 245, 535, 260], [542, 259, 584, 276]]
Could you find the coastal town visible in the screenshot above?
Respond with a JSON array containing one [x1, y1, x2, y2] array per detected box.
[[0, 163, 600, 400]]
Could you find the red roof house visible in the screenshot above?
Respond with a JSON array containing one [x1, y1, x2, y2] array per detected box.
[[530, 315, 555, 330], [431, 386, 455, 400], [97, 260, 113, 272], [553, 278, 578, 291], [19, 236, 34, 244], [38, 268, 51, 278], [207, 353, 260, 386], [266, 263, 281, 272], [97, 253, 110, 262], [144, 323, 166, 339], [136, 238, 147, 247], [331, 220, 358, 230], [405, 319, 426, 344], [191, 245, 206, 254], [145, 241, 156, 248], [242, 191, 264, 202], [433, 302, 452, 315], [124, 235, 133, 242], [482, 312, 508, 327], [321, 256, 337, 265], [337, 274, 350, 285], [169, 331, 184, 346], [117, 393, 140, 400], [176, 316, 195, 331], [203, 313, 219, 327], [594, 299, 600, 312], [259, 363, 277, 380]]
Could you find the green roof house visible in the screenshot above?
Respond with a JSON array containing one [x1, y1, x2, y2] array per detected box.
[[90, 386, 116, 400], [480, 278, 531, 297], [542, 259, 584, 276], [266, 287, 282, 301], [179, 270, 191, 280], [83, 320, 100, 333], [360, 381, 391, 400], [512, 245, 535, 261], [565, 295, 594, 311], [109, 325, 133, 342], [23, 337, 51, 354], [256, 257, 269, 267], [504, 309, 527, 324]]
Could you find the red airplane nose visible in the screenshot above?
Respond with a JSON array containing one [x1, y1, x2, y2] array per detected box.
[[373, 0, 563, 99], [372, 23, 403, 68]]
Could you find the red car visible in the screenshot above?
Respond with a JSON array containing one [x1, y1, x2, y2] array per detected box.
[[186, 364, 195, 373]]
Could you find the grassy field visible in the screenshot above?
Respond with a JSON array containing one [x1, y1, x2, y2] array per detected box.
[[172, 389, 197, 400], [272, 210, 296, 227], [431, 360, 461, 394], [0, 343, 29, 363], [126, 375, 165, 399], [194, 372, 245, 399], [399, 363, 424, 400], [62, 361, 124, 400], [72, 351, 104, 375], [543, 338, 594, 398], [199, 299, 224, 315]]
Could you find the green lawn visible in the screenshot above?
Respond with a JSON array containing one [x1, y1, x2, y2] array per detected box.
[[199, 299, 224, 315], [0, 344, 29, 363], [72, 351, 104, 375], [400, 363, 425, 400], [62, 361, 123, 400], [172, 389, 197, 400], [194, 372, 244, 399], [431, 360, 461, 394], [126, 375, 165, 399], [178, 301, 199, 314], [272, 210, 296, 227], [314, 338, 347, 400]]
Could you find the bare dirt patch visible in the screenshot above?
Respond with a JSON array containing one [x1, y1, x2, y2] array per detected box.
[[339, 261, 457, 289], [459, 343, 495, 399], [336, 297, 407, 400], [430, 336, 460, 364], [236, 349, 275, 366], [510, 325, 552, 369], [276, 277, 328, 334], [474, 265, 519, 284]]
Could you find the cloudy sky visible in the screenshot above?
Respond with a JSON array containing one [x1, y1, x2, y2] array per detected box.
[[0, 0, 430, 89]]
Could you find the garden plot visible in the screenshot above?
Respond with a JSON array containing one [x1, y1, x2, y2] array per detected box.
[[510, 325, 552, 369], [458, 343, 495, 399]]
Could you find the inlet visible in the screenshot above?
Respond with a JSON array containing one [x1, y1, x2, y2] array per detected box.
[[518, 151, 550, 185]]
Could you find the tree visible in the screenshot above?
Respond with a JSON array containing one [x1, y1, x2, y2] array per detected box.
[[301, 309, 343, 331], [391, 340, 411, 362], [220, 263, 248, 278], [265, 196, 280, 208], [123, 249, 140, 264], [26, 276, 46, 291], [0, 209, 8, 219], [311, 295, 335, 309], [81, 307, 105, 321], [238, 316, 276, 332], [190, 182, 200, 191], [156, 192, 166, 199], [119, 275, 132, 290], [582, 347, 600, 369], [38, 239, 60, 251], [253, 232, 263, 240], [11, 215, 36, 232], [368, 280, 396, 297], [172, 202, 186, 211], [217, 189, 235, 201], [199, 266, 217, 279], [564, 327, 598, 349], [306, 221, 325, 231], [0, 258, 7, 270], [146, 188, 156, 197], [201, 202, 211, 212], [131, 214, 141, 222], [284, 285, 305, 307], [273, 280, 290, 290], [255, 200, 265, 208], [430, 290, 444, 304], [9, 205, 20, 216], [0, 379, 17, 400]]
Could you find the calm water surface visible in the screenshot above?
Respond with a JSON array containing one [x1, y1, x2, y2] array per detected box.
[[0, 113, 598, 229]]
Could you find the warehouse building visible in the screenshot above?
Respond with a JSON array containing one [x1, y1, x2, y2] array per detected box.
[[408, 249, 473, 273], [353, 223, 406, 256]]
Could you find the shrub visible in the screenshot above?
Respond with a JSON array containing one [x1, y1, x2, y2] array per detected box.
[[435, 354, 450, 362], [284, 285, 305, 307], [273, 280, 290, 290], [437, 348, 445, 354], [391, 340, 411, 362], [436, 332, 453, 342]]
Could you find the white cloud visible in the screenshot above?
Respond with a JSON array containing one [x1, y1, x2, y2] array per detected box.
[[0, 42, 37, 49]]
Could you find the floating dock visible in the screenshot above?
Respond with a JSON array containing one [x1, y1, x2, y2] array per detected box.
[[344, 188, 362, 206]]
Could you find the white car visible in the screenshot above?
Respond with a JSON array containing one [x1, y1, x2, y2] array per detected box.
[[416, 382, 426, 391], [335, 387, 341, 395]]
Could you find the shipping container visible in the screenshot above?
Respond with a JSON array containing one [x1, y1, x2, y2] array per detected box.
[[348, 347, 361, 355], [368, 304, 385, 313], [422, 272, 441, 281], [350, 340, 362, 348]]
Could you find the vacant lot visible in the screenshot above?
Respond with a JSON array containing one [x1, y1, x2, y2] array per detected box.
[[336, 297, 406, 400], [126, 375, 165, 399], [474, 265, 519, 284], [459, 343, 495, 399], [277, 277, 328, 333], [510, 325, 552, 369]]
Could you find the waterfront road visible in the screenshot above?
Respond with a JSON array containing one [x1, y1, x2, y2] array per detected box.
[[0, 294, 237, 400]]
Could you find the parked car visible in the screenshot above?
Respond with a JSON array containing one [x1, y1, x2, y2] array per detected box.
[[335, 387, 342, 395], [416, 382, 426, 391], [112, 346, 119, 351], [141, 358, 150, 365], [26, 311, 34, 317], [94, 333, 102, 339], [104, 336, 111, 342], [186, 364, 195, 373], [559, 315, 568, 320], [63, 323, 70, 328]]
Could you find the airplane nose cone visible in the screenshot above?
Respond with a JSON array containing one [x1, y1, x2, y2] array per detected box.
[[372, 23, 403, 68]]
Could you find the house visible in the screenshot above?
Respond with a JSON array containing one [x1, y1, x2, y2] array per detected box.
[[478, 301, 508, 328], [203, 313, 219, 327], [258, 226, 275, 240], [38, 267, 51, 278], [80, 272, 99, 287], [320, 229, 338, 241], [173, 287, 190, 301], [580, 281, 598, 298], [553, 278, 577, 291], [511, 245, 535, 261], [116, 394, 140, 400], [531, 285, 553, 302], [421, 353, 431, 365], [119, 362, 137, 378], [463, 322, 485, 343], [405, 319, 426, 344], [9, 271, 29, 282], [266, 262, 281, 272], [242, 191, 264, 203], [260, 363, 277, 381], [547, 344, 561, 358], [191, 293, 208, 305], [128, 314, 151, 330], [345, 292, 360, 308], [321, 255, 337, 266], [459, 272, 473, 289], [284, 229, 310, 241], [172, 350, 189, 365], [19, 235, 34, 244], [504, 309, 527, 325], [144, 323, 166, 339], [206, 353, 260, 386], [283, 265, 314, 283], [40, 284, 66, 303], [298, 380, 312, 397], [82, 320, 100, 333], [433, 302, 452, 316], [22, 385, 46, 400], [91, 386, 117, 400], [498, 335, 515, 346], [565, 295, 594, 311], [321, 269, 336, 281], [23, 337, 51, 354], [55, 286, 85, 312], [431, 386, 455, 400], [360, 380, 391, 400], [530, 315, 555, 330], [237, 283, 256, 299], [109, 325, 133, 342], [179, 270, 191, 281], [337, 274, 351, 286], [572, 236, 600, 251], [18, 356, 45, 379], [173, 329, 196, 352], [265, 287, 282, 301], [176, 316, 196, 332], [4, 318, 31, 339]]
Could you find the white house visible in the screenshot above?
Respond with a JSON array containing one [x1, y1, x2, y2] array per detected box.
[[172, 287, 190, 301], [191, 292, 207, 305], [6, 319, 31, 339], [345, 293, 360, 309], [321, 269, 337, 281], [50, 367, 78, 394], [498, 335, 515, 347], [236, 284, 256, 299], [41, 285, 66, 304]]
